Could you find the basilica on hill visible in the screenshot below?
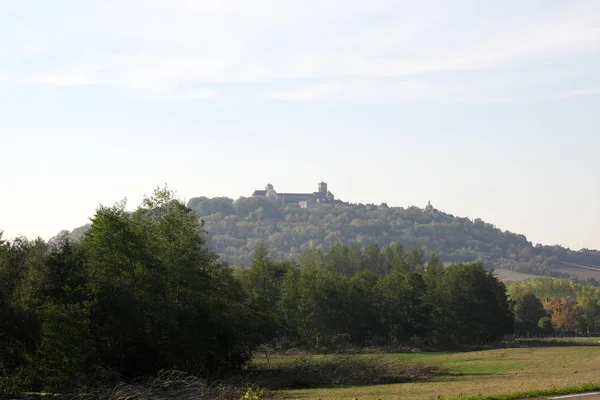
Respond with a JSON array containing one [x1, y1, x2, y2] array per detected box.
[[251, 181, 335, 209]]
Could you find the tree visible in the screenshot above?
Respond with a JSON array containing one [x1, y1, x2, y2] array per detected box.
[[240, 243, 292, 341], [538, 316, 553, 332], [0, 237, 42, 392], [514, 291, 547, 324], [59, 196, 600, 283], [378, 266, 429, 344], [293, 266, 352, 348], [348, 270, 384, 345], [545, 298, 581, 333], [513, 291, 547, 335], [423, 253, 444, 289], [431, 263, 513, 345], [82, 187, 263, 376], [576, 286, 600, 334]]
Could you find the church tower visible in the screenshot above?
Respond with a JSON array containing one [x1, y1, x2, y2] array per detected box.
[[318, 181, 328, 194]]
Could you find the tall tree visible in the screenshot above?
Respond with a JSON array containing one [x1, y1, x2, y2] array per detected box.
[[82, 187, 263, 375], [514, 291, 547, 325], [577, 286, 600, 334], [432, 263, 513, 345]]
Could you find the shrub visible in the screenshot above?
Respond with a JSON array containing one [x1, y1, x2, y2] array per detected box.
[[32, 302, 92, 392], [65, 370, 270, 400], [243, 355, 446, 389], [538, 317, 553, 332]]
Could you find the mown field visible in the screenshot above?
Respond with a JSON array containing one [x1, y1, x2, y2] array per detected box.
[[250, 338, 600, 400], [493, 268, 541, 282]]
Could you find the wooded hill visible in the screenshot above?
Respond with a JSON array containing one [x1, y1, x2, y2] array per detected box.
[[56, 195, 600, 283]]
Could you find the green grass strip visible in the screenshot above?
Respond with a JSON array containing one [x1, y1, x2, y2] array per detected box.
[[441, 382, 600, 400]]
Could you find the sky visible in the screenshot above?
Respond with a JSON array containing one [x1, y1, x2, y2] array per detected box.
[[1, 0, 599, 250]]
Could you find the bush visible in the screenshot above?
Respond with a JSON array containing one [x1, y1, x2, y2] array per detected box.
[[239, 387, 268, 400], [243, 355, 446, 389], [0, 307, 40, 394], [538, 317, 554, 333], [33, 302, 92, 391], [65, 370, 270, 400]]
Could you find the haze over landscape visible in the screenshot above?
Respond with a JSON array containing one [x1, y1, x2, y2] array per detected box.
[[1, 0, 600, 251], [5, 3, 600, 400]]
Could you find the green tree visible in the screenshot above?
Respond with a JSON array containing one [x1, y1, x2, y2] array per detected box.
[[514, 291, 547, 324], [82, 187, 263, 375], [294, 266, 352, 348], [377, 266, 429, 343], [513, 291, 547, 336], [538, 316, 553, 332], [576, 286, 600, 334], [431, 263, 513, 345], [348, 270, 385, 345], [240, 243, 292, 341]]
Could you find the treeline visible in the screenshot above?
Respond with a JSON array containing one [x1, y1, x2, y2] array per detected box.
[[184, 196, 600, 285], [59, 196, 600, 283], [1, 189, 517, 395], [238, 243, 514, 349], [0, 190, 263, 393], [508, 278, 600, 336]]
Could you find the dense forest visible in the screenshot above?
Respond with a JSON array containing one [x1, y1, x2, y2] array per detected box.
[[59, 195, 600, 283], [2, 188, 600, 396]]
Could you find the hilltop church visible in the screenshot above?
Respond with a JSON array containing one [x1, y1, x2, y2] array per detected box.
[[251, 181, 335, 209]]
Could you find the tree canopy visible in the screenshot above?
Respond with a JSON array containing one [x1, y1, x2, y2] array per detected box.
[[0, 188, 264, 393], [59, 196, 600, 284], [3, 188, 600, 395]]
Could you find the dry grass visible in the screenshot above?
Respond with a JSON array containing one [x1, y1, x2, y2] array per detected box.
[[492, 269, 540, 282], [63, 370, 267, 400], [267, 338, 600, 400], [555, 267, 600, 280], [242, 355, 444, 390]]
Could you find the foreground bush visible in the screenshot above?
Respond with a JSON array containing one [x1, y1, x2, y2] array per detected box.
[[66, 370, 270, 400], [241, 355, 446, 389]]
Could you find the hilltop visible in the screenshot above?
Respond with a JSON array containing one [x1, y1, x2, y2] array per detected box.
[[56, 192, 600, 284]]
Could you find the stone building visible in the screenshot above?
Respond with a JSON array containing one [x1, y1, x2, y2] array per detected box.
[[251, 181, 334, 208]]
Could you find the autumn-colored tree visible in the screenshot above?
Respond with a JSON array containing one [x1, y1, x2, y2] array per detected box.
[[545, 298, 581, 333]]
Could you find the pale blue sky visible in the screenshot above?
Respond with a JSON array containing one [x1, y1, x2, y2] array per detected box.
[[1, 0, 599, 250]]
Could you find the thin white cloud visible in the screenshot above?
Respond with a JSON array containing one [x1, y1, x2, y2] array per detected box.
[[263, 79, 466, 104], [1, 0, 599, 102], [554, 86, 600, 100], [37, 74, 96, 87], [265, 83, 343, 101], [119, 88, 217, 103]]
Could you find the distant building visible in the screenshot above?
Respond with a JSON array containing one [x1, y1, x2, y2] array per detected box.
[[251, 181, 335, 208], [425, 201, 434, 212], [299, 200, 318, 209]]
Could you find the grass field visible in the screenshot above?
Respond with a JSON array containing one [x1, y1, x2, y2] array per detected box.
[[492, 269, 541, 282], [480, 267, 600, 283], [251, 338, 600, 400]]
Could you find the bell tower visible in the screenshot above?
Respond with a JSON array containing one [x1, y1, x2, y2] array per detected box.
[[318, 181, 328, 194]]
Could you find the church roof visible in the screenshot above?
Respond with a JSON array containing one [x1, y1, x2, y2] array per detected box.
[[251, 184, 334, 199], [281, 193, 316, 197]]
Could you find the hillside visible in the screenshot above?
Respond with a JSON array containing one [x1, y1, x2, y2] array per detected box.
[[57, 195, 600, 283]]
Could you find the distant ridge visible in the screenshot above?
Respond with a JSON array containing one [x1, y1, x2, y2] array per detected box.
[[54, 194, 600, 284]]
